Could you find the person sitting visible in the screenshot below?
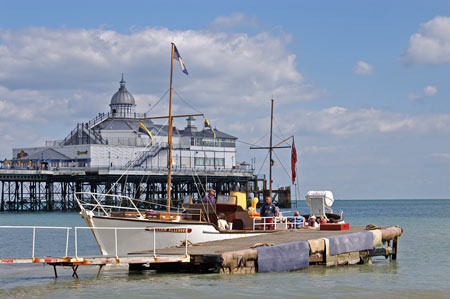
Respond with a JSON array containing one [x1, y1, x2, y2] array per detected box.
[[217, 213, 229, 230], [308, 215, 319, 229], [291, 211, 305, 229], [202, 188, 216, 205], [319, 216, 327, 225], [260, 196, 277, 230]]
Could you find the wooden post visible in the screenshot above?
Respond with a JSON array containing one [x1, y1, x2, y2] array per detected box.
[[393, 237, 398, 260]]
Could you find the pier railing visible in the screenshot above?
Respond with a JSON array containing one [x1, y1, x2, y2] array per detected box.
[[0, 226, 72, 259], [0, 225, 190, 260]]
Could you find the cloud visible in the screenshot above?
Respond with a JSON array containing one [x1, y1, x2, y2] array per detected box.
[[424, 85, 438, 96], [431, 153, 450, 160], [0, 24, 321, 157], [404, 16, 450, 65], [278, 106, 450, 137], [209, 13, 259, 31], [408, 84, 438, 101], [302, 145, 349, 154], [353, 60, 374, 75]]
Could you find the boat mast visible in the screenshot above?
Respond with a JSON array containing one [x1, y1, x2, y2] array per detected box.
[[167, 43, 175, 212], [269, 98, 274, 199]]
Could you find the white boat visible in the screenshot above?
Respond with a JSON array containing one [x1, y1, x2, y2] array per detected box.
[[76, 191, 270, 256]]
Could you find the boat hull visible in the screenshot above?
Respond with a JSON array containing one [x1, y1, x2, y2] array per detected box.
[[83, 214, 263, 256]]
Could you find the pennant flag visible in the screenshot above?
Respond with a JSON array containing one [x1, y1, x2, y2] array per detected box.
[[138, 122, 154, 144], [173, 44, 188, 75], [291, 140, 298, 184], [204, 118, 211, 128], [204, 117, 216, 140]]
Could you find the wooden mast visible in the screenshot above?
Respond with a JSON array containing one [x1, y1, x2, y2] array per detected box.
[[167, 43, 175, 212], [250, 99, 292, 201], [269, 99, 274, 199]]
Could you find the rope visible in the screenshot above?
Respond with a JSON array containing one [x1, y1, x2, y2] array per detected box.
[[273, 150, 291, 181], [256, 150, 270, 177], [105, 119, 169, 196], [173, 90, 203, 114], [144, 88, 170, 114]]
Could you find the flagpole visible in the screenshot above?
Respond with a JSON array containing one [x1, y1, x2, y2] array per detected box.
[[269, 98, 274, 200], [167, 43, 175, 212]]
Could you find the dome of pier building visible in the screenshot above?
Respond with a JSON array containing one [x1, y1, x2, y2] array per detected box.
[[110, 75, 136, 116]]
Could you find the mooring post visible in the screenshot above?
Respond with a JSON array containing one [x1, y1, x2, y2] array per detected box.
[[71, 265, 79, 279], [97, 265, 104, 279], [392, 237, 398, 260], [53, 265, 58, 278]]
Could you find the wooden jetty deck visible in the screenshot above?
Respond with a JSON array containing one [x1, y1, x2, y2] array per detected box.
[[0, 225, 402, 277], [133, 225, 402, 274], [154, 226, 366, 255]]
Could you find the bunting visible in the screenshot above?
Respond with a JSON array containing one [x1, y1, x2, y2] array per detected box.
[[138, 122, 154, 144], [204, 117, 216, 140]]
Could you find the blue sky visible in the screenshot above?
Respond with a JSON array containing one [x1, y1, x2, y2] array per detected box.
[[1, 1, 450, 199]]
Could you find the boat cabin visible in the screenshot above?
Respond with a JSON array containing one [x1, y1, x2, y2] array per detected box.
[[183, 191, 254, 230]]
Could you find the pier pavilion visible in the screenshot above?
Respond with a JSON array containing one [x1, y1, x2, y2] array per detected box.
[[0, 78, 291, 211]]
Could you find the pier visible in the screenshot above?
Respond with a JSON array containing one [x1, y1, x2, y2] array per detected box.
[[0, 168, 291, 212]]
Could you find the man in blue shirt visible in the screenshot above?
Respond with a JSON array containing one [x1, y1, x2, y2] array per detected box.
[[260, 196, 277, 230], [202, 188, 216, 205]]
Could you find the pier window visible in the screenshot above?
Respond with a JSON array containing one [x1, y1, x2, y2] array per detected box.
[[194, 157, 204, 166], [215, 158, 225, 167]]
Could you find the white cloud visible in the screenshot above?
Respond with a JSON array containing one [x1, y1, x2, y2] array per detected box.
[[0, 24, 322, 157], [209, 13, 259, 31], [408, 84, 438, 101], [404, 16, 450, 65], [424, 85, 438, 96], [302, 145, 348, 154], [431, 153, 450, 160], [279, 106, 450, 137], [353, 60, 374, 75]]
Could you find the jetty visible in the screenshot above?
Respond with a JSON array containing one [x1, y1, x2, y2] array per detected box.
[[0, 224, 402, 277]]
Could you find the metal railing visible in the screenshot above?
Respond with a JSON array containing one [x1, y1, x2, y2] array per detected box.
[[75, 192, 204, 221], [0, 226, 72, 259], [252, 216, 306, 231], [74, 226, 189, 258], [0, 225, 190, 259]]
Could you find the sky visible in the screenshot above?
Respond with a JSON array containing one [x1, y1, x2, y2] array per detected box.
[[0, 0, 450, 199]]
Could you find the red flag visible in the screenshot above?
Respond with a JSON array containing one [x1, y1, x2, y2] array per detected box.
[[291, 140, 298, 184]]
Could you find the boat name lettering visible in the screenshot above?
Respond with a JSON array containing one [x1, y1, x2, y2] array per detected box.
[[145, 227, 192, 233]]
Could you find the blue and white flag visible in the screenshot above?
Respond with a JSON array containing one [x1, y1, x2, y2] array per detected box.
[[173, 44, 188, 75]]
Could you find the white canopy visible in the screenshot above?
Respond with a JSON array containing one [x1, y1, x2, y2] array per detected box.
[[305, 191, 334, 208]]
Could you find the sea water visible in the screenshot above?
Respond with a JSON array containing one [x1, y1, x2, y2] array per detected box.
[[0, 199, 449, 298]]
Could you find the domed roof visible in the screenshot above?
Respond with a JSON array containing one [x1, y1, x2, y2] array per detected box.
[[110, 75, 135, 106]]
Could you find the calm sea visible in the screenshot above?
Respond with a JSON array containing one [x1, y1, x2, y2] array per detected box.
[[1, 199, 449, 298]]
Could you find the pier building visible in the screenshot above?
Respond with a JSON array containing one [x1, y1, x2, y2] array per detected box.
[[0, 78, 289, 211], [11, 77, 238, 171]]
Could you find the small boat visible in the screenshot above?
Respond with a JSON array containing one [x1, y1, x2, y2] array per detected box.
[[77, 190, 270, 255], [76, 189, 344, 255]]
